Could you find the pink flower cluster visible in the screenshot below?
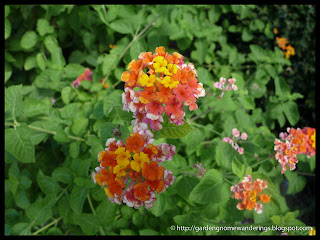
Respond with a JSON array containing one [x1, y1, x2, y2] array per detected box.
[[214, 77, 238, 100], [223, 128, 247, 155], [72, 68, 93, 88]]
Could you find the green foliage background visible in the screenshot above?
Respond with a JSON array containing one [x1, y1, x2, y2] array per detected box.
[[5, 5, 315, 236]]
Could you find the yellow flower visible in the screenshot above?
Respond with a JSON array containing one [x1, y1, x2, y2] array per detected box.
[[138, 74, 155, 87], [131, 152, 150, 172], [164, 63, 178, 76], [153, 56, 167, 73], [285, 45, 295, 59], [114, 147, 131, 162], [113, 164, 128, 178], [273, 28, 279, 35], [160, 76, 179, 89], [309, 227, 316, 236]]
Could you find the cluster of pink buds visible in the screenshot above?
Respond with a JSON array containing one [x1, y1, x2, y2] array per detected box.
[[214, 77, 238, 100], [72, 68, 93, 88], [223, 128, 247, 155]]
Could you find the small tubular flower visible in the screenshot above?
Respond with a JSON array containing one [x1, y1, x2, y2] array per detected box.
[[214, 77, 238, 100], [231, 175, 270, 214]]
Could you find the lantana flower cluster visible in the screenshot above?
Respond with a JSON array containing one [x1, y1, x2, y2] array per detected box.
[[231, 175, 270, 214], [274, 127, 316, 174], [275, 36, 295, 59], [223, 128, 247, 155], [91, 123, 176, 209], [73, 68, 93, 88], [121, 46, 205, 131], [214, 77, 238, 100]]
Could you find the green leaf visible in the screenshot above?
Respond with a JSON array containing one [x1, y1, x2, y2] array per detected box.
[[173, 175, 199, 201], [14, 189, 30, 209], [274, 77, 291, 98], [103, 90, 123, 115], [5, 61, 12, 83], [5, 85, 23, 120], [61, 86, 72, 104], [130, 39, 147, 59], [96, 200, 118, 226], [60, 103, 78, 119], [284, 171, 306, 194], [109, 19, 133, 34], [102, 54, 118, 76], [23, 97, 48, 118], [282, 101, 300, 126], [5, 18, 11, 40], [161, 154, 187, 176], [115, 106, 133, 125], [37, 170, 61, 195], [264, 64, 277, 79], [139, 229, 160, 236], [36, 53, 47, 70], [69, 141, 80, 159], [36, 18, 54, 36], [150, 193, 168, 217], [5, 125, 35, 163], [53, 127, 70, 143], [194, 38, 208, 64], [52, 167, 74, 184], [156, 118, 193, 139], [10, 223, 30, 235], [241, 28, 253, 42], [64, 63, 85, 78], [232, 157, 245, 178], [70, 185, 89, 215], [189, 169, 230, 204], [74, 213, 100, 235], [71, 117, 88, 136], [20, 31, 38, 49], [25, 194, 56, 227]]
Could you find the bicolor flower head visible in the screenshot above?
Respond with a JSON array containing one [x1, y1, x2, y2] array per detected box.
[[231, 175, 270, 214], [121, 46, 205, 130], [91, 131, 176, 209], [274, 127, 316, 174]]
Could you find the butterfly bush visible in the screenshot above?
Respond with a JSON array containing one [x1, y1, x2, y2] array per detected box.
[[274, 127, 316, 174], [231, 175, 270, 214], [223, 128, 247, 155], [121, 46, 205, 131], [91, 123, 176, 209]]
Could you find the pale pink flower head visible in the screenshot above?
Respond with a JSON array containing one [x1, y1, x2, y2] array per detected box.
[[232, 84, 238, 91], [214, 82, 221, 89], [219, 77, 226, 84], [228, 77, 236, 85], [223, 137, 232, 143], [238, 147, 244, 155], [232, 128, 240, 138], [240, 132, 248, 140]]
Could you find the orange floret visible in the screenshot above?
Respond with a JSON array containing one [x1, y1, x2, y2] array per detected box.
[[142, 161, 164, 181], [125, 133, 145, 153]]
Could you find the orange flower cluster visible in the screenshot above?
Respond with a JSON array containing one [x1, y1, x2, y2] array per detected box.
[[276, 37, 295, 59], [91, 123, 175, 209], [121, 46, 205, 130], [231, 175, 270, 214], [275, 127, 316, 174]]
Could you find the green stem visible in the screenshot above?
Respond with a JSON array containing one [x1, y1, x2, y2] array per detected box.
[[296, 171, 315, 177], [107, 14, 161, 88], [180, 170, 197, 176], [250, 157, 272, 168], [189, 105, 217, 122], [6, 121, 86, 142], [223, 176, 234, 185], [87, 194, 105, 235], [71, 83, 80, 96], [32, 217, 62, 235]]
